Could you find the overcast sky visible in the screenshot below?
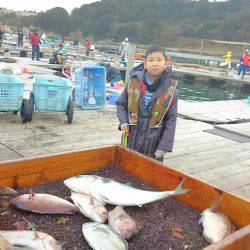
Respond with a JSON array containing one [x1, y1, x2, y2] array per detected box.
[[0, 0, 99, 13]]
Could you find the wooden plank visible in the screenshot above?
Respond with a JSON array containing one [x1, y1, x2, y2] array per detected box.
[[116, 146, 250, 229], [169, 139, 238, 158], [230, 185, 250, 200], [193, 160, 250, 182], [0, 146, 116, 189], [178, 99, 250, 123], [165, 143, 250, 167], [211, 171, 250, 192], [215, 123, 250, 138], [203, 225, 250, 250]]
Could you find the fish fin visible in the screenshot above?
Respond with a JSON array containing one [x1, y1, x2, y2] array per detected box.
[[173, 179, 190, 196], [122, 238, 129, 250], [126, 182, 133, 187], [203, 233, 213, 244], [0, 184, 18, 195], [29, 189, 35, 199], [96, 194, 109, 205], [210, 197, 222, 212], [89, 194, 94, 206], [198, 217, 203, 225]]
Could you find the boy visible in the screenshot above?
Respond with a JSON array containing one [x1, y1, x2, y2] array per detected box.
[[116, 46, 178, 162]]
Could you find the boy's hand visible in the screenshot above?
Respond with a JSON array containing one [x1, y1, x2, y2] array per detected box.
[[153, 156, 163, 162], [121, 123, 129, 133]]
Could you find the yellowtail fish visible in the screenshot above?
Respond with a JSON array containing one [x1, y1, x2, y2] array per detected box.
[[82, 222, 128, 250], [64, 175, 189, 206]]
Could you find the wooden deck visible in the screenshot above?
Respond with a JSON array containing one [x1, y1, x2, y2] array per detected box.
[[0, 104, 249, 200], [0, 56, 249, 201]]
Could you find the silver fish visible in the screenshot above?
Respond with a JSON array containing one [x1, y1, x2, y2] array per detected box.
[[11, 193, 78, 214], [0, 184, 18, 195], [82, 222, 128, 250], [0, 230, 62, 250], [108, 206, 139, 239], [199, 206, 235, 243], [70, 192, 108, 223], [64, 175, 189, 206]]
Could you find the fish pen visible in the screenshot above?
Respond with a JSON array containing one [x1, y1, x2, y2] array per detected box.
[[0, 145, 249, 249]]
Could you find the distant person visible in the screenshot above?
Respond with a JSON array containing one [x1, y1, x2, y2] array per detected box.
[[240, 49, 250, 79], [119, 37, 130, 61], [73, 39, 79, 46], [17, 30, 24, 46], [101, 63, 122, 86], [85, 37, 91, 56], [40, 32, 47, 46], [116, 46, 178, 162], [0, 25, 4, 48], [30, 30, 40, 61], [224, 51, 232, 70]]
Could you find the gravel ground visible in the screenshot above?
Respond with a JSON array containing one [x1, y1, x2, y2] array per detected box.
[[0, 165, 208, 249]]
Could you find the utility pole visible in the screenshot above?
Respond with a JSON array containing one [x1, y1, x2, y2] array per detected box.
[[125, 44, 136, 83]]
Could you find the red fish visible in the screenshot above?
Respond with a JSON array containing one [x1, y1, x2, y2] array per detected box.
[[11, 192, 78, 214], [108, 206, 139, 239]]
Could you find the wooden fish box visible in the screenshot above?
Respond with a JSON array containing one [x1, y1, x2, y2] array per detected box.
[[0, 145, 249, 249]]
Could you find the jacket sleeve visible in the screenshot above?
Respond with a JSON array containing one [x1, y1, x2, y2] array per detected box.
[[157, 93, 178, 152], [115, 86, 129, 126]]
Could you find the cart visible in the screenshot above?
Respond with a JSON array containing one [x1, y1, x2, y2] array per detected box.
[[30, 76, 73, 123], [0, 73, 31, 123]]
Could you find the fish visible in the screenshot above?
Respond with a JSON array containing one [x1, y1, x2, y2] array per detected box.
[[0, 184, 18, 195], [70, 192, 108, 223], [108, 206, 139, 239], [82, 222, 128, 250], [0, 234, 14, 250], [198, 204, 235, 243], [0, 230, 62, 250], [64, 175, 189, 206], [11, 192, 78, 214]]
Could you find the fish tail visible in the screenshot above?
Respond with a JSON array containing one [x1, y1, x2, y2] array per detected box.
[[173, 179, 189, 196]]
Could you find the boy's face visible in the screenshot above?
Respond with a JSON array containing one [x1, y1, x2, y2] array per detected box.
[[144, 51, 167, 78]]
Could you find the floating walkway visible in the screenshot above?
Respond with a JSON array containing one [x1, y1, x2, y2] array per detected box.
[[178, 99, 250, 124]]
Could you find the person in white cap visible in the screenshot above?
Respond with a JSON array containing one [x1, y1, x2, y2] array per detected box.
[[119, 37, 130, 61]]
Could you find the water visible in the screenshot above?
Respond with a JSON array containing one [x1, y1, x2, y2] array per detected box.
[[176, 78, 250, 102]]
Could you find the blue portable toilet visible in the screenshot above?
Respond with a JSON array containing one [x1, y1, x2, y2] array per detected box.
[[74, 64, 106, 109]]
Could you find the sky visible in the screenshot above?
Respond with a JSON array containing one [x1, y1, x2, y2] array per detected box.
[[0, 0, 100, 13]]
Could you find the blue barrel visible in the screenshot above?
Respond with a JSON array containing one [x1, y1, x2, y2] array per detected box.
[[74, 65, 106, 109]]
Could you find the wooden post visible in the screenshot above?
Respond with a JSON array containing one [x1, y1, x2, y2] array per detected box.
[[125, 44, 136, 83]]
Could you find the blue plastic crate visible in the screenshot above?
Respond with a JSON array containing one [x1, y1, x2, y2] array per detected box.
[[74, 65, 106, 110], [0, 74, 25, 111], [34, 77, 71, 112]]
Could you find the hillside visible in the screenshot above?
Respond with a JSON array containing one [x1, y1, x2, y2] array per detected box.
[[0, 0, 249, 46]]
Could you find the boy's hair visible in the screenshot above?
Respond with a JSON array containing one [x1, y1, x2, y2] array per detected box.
[[145, 46, 166, 59]]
